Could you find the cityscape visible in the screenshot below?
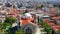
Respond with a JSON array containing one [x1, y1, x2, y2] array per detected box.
[[0, 0, 60, 34]]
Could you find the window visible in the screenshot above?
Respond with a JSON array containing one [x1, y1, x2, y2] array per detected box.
[[25, 27, 32, 34]]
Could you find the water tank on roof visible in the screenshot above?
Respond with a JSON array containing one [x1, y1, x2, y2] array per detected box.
[[24, 13, 32, 18], [42, 15, 50, 18]]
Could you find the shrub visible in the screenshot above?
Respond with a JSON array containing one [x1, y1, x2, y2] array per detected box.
[[15, 30, 25, 34]]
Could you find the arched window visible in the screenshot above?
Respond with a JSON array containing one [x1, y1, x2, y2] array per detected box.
[[25, 27, 32, 34]]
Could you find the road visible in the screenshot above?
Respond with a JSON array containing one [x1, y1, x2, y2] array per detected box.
[[35, 25, 43, 34]]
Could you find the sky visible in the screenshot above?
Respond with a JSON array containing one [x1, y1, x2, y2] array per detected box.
[[0, 0, 60, 2], [18, 0, 59, 1]]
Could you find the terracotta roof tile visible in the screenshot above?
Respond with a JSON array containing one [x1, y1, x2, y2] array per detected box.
[[51, 16, 60, 19], [52, 26, 60, 29], [52, 25, 60, 31], [48, 23, 56, 26], [50, 14, 55, 17], [53, 28, 59, 31], [21, 17, 34, 26]]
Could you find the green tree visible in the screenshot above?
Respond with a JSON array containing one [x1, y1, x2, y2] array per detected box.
[[40, 4, 44, 8], [0, 23, 10, 34], [43, 23, 52, 34], [15, 30, 25, 34], [38, 22, 45, 27], [3, 23, 12, 31], [36, 4, 44, 10], [38, 22, 52, 34], [4, 17, 17, 23], [4, 17, 17, 33]]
